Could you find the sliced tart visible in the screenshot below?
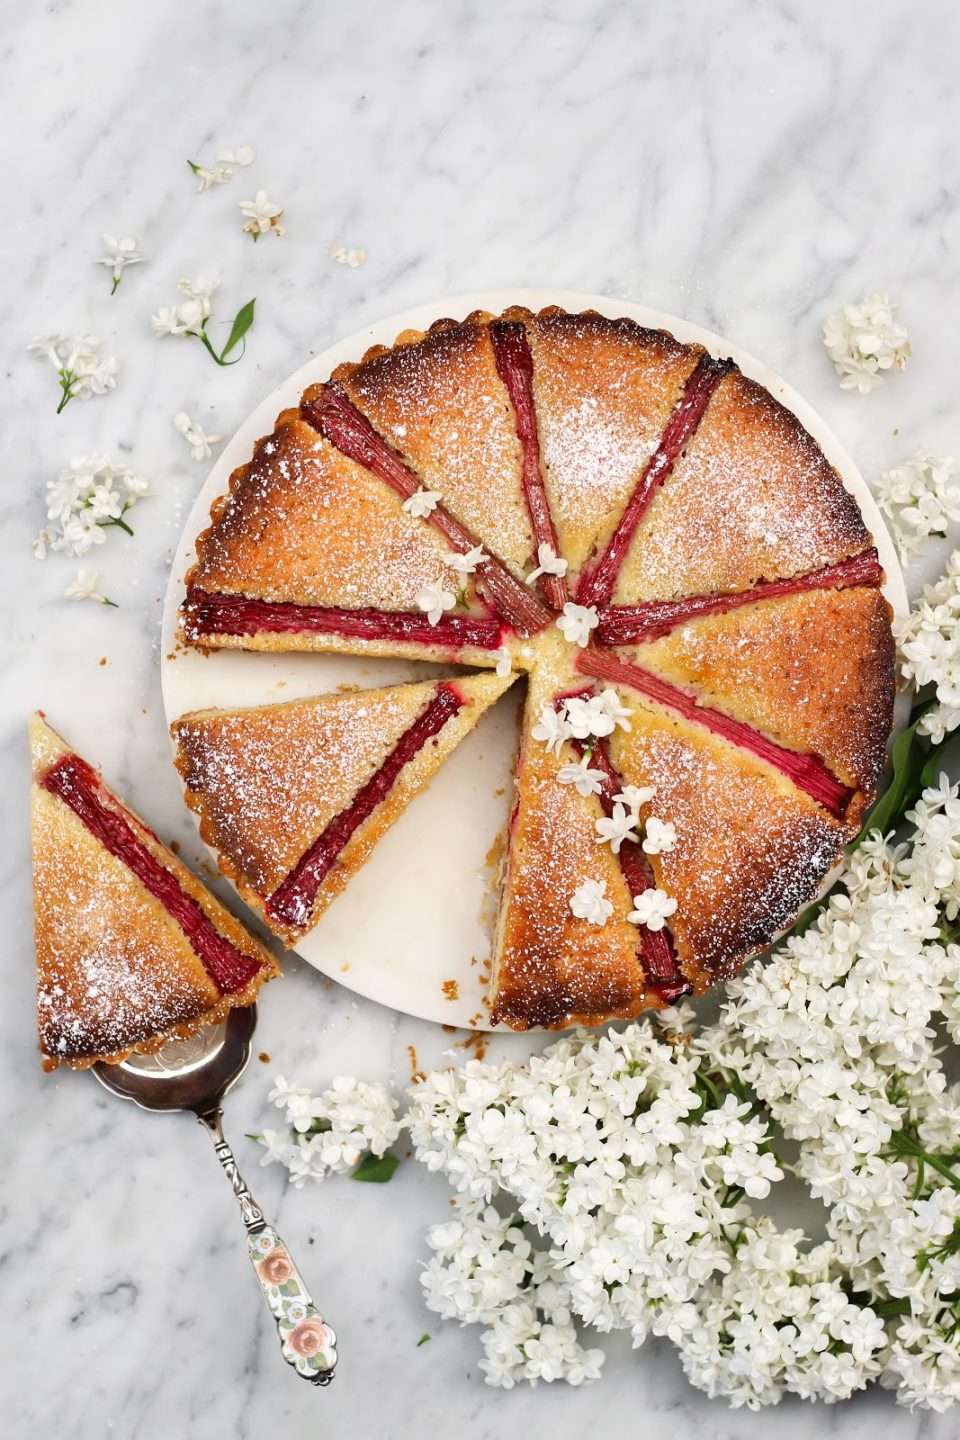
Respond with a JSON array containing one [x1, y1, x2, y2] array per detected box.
[[172, 672, 516, 945], [30, 715, 278, 1072]]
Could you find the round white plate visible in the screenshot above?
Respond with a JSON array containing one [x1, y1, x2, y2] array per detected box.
[[161, 288, 909, 1030]]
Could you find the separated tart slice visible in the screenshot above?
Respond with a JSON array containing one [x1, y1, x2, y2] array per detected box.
[[171, 671, 516, 946], [30, 715, 278, 1072]]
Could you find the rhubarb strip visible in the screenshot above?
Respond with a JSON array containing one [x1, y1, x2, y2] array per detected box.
[[490, 322, 569, 611], [41, 755, 264, 994], [597, 549, 884, 644], [557, 700, 690, 997], [267, 682, 463, 929], [183, 587, 506, 651], [577, 650, 852, 818], [302, 385, 552, 637], [576, 356, 734, 609]]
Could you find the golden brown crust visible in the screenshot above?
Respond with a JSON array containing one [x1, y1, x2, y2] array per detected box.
[[608, 705, 846, 983], [172, 673, 516, 946], [331, 318, 537, 581], [30, 716, 278, 1072], [622, 586, 897, 795], [524, 310, 702, 577], [615, 367, 873, 603], [490, 652, 650, 1030]]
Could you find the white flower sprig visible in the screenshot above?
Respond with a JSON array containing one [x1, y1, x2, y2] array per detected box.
[[527, 543, 569, 586], [822, 290, 911, 393], [877, 452, 960, 561], [239, 190, 284, 239], [187, 145, 254, 190], [64, 568, 116, 608], [33, 454, 149, 560], [173, 411, 225, 462], [153, 278, 256, 366], [402, 488, 441, 519], [96, 234, 143, 294], [28, 333, 118, 414], [259, 1075, 401, 1186]]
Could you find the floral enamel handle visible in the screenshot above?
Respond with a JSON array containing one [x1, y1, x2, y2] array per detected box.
[[197, 1109, 338, 1385]]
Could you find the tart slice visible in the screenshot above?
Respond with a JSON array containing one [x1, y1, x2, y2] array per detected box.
[[604, 701, 846, 983], [182, 407, 514, 667], [30, 715, 278, 1072], [614, 585, 896, 800], [172, 672, 516, 945], [489, 641, 669, 1031], [608, 366, 873, 606]]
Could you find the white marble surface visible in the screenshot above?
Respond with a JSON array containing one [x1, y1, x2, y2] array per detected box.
[[3, 2, 960, 1436]]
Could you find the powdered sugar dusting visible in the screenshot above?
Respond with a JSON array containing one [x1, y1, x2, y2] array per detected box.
[[341, 324, 537, 579], [175, 685, 436, 897], [193, 419, 473, 611], [616, 371, 870, 602], [610, 707, 844, 979], [33, 790, 217, 1064]]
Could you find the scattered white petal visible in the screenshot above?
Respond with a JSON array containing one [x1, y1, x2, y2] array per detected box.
[[527, 542, 569, 585], [493, 647, 512, 678], [173, 411, 225, 462], [330, 245, 366, 268], [416, 579, 456, 626], [556, 754, 605, 798]]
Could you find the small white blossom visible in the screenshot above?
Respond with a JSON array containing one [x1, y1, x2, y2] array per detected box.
[[642, 816, 677, 855], [330, 244, 366, 268], [531, 705, 571, 754], [527, 543, 569, 585], [595, 803, 640, 854], [569, 878, 613, 926], [97, 233, 143, 292], [493, 647, 512, 678], [556, 754, 605, 798], [556, 602, 599, 648], [173, 411, 225, 462], [240, 189, 284, 238], [402, 488, 442, 518], [64, 568, 114, 606], [614, 784, 656, 816], [628, 887, 677, 930], [32, 527, 56, 561], [416, 578, 456, 626], [443, 545, 486, 581], [822, 290, 911, 393], [218, 145, 254, 167]]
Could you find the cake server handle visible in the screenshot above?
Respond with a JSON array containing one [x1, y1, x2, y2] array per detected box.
[[196, 1107, 338, 1385]]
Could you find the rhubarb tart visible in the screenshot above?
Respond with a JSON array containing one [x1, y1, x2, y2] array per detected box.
[[171, 672, 516, 945], [30, 715, 278, 1071], [179, 305, 896, 1029]]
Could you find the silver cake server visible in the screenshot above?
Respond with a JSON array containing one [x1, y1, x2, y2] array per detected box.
[[92, 1005, 337, 1385]]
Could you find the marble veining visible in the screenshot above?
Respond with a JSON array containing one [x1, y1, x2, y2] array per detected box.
[[2, 1, 959, 1436]]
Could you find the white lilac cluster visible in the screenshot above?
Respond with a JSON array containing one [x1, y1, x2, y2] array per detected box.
[[406, 783, 960, 1407], [260, 1074, 402, 1187], [822, 290, 911, 393], [33, 453, 149, 561], [894, 549, 960, 743], [877, 452, 960, 562], [28, 332, 118, 413]]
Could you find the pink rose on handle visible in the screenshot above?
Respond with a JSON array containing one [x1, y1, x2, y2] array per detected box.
[[258, 1249, 294, 1286], [287, 1318, 333, 1359]]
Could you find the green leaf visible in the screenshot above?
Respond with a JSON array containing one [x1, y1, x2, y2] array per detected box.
[[849, 708, 932, 851], [219, 298, 256, 362], [187, 159, 201, 174], [245, 1132, 263, 1144], [417, 1333, 431, 1347], [351, 1152, 399, 1184]]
